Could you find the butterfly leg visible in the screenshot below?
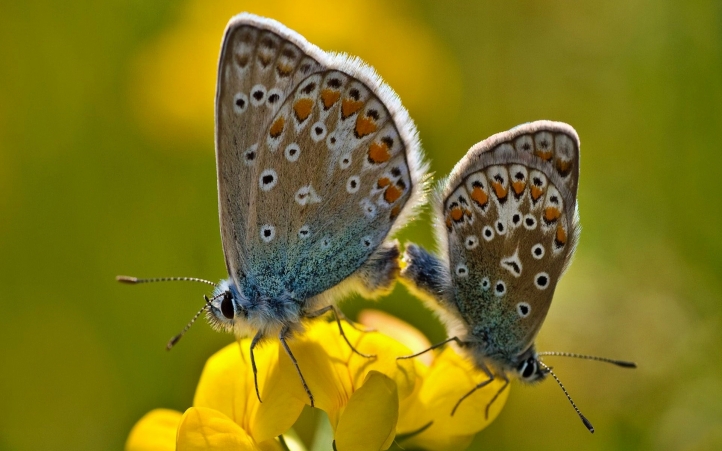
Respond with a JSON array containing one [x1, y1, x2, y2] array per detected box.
[[396, 336, 465, 360], [451, 363, 495, 416], [279, 325, 314, 407], [331, 306, 376, 358], [485, 375, 509, 420], [305, 305, 376, 359], [249, 331, 264, 403], [335, 308, 376, 333]]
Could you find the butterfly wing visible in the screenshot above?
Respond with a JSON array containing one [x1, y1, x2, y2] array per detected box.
[[404, 121, 579, 363], [216, 14, 426, 308], [442, 121, 580, 358], [216, 14, 325, 284]]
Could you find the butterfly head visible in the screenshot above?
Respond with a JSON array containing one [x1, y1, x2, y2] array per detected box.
[[514, 347, 548, 384], [206, 279, 249, 333]]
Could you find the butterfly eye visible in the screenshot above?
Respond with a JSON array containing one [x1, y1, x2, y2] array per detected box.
[[522, 359, 537, 379], [220, 293, 235, 319]]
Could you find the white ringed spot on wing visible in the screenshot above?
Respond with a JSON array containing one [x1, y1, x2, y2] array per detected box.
[[284, 143, 301, 162], [266, 88, 282, 107], [346, 175, 360, 194], [455, 263, 469, 278], [259, 169, 278, 191], [481, 277, 491, 291], [523, 214, 537, 230], [310, 121, 327, 142], [482, 226, 495, 242], [233, 92, 249, 114], [465, 235, 479, 250], [243, 144, 258, 166], [249, 84, 267, 107], [516, 302, 531, 318], [298, 225, 311, 239], [494, 280, 507, 297], [340, 154, 352, 169], [534, 272, 550, 290], [531, 244, 545, 259], [326, 131, 340, 150], [260, 224, 275, 243]]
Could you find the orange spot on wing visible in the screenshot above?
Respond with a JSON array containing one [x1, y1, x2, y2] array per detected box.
[[355, 115, 377, 138], [390, 205, 401, 220], [470, 186, 488, 207], [535, 149, 553, 161], [512, 181, 526, 196], [544, 207, 561, 222], [377, 177, 391, 188], [445, 216, 453, 230], [491, 181, 508, 200], [342, 99, 363, 118], [384, 185, 402, 204], [531, 186, 544, 201], [368, 141, 391, 164], [293, 98, 313, 122], [321, 89, 340, 110], [555, 224, 567, 246], [269, 116, 285, 138], [450, 206, 464, 221]]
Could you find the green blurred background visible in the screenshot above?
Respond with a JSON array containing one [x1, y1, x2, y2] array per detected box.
[[1, 0, 721, 450]]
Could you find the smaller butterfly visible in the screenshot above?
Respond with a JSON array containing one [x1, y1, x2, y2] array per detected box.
[[398, 121, 635, 432]]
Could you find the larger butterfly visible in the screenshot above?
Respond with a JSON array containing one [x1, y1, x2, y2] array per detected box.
[[399, 121, 634, 432], [119, 13, 427, 406]]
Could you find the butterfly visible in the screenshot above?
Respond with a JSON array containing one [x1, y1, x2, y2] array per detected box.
[[118, 13, 427, 406], [398, 121, 635, 432]]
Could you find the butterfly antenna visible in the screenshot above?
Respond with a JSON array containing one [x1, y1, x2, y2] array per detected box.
[[116, 275, 217, 286], [538, 361, 594, 433], [538, 351, 637, 368], [166, 294, 221, 350]]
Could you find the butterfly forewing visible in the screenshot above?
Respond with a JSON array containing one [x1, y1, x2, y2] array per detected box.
[[440, 121, 580, 360], [216, 18, 327, 283]]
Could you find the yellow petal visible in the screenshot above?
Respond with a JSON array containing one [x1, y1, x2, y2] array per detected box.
[[125, 408, 182, 451], [176, 407, 261, 451], [278, 321, 353, 427], [397, 348, 509, 451], [278, 321, 417, 428], [335, 371, 399, 451], [193, 341, 305, 443], [358, 309, 433, 366]]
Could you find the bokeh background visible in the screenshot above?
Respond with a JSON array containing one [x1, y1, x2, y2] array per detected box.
[[1, 0, 721, 450]]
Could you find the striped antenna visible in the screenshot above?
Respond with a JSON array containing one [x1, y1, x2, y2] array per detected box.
[[538, 361, 595, 433], [165, 294, 223, 350], [116, 275, 216, 286], [538, 351, 637, 368]]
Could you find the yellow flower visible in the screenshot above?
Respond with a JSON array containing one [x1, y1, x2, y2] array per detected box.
[[125, 320, 417, 451], [126, 333, 302, 451], [126, 313, 507, 451], [360, 310, 510, 451], [276, 320, 417, 449]]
